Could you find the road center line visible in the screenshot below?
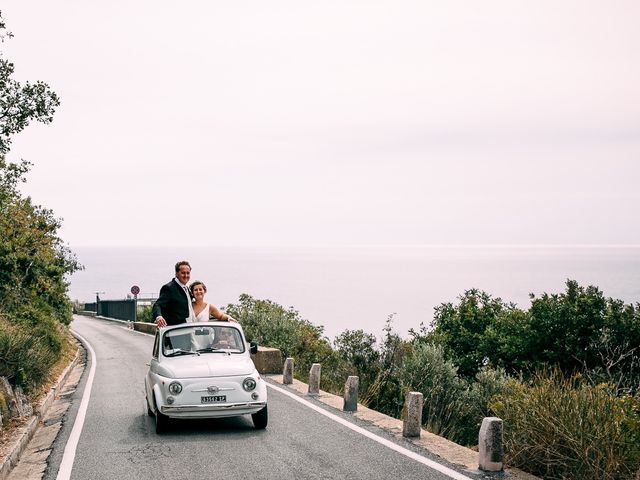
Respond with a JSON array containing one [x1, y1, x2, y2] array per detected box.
[[57, 330, 97, 480], [266, 382, 473, 480]]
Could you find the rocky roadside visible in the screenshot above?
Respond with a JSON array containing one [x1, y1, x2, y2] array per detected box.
[[0, 344, 86, 480]]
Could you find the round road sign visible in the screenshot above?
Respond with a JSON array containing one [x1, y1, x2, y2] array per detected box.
[[131, 285, 140, 295]]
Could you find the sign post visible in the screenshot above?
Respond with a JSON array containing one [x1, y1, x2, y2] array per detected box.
[[131, 285, 140, 322]]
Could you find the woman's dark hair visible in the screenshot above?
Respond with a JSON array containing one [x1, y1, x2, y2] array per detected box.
[[190, 280, 207, 296]]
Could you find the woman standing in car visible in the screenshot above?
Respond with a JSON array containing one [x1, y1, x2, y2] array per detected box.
[[189, 280, 237, 322]]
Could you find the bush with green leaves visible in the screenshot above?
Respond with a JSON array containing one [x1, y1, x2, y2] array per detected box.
[[399, 342, 470, 440], [224, 294, 333, 382], [137, 305, 154, 323], [0, 308, 65, 388], [490, 370, 640, 480], [360, 316, 409, 419], [0, 12, 80, 392], [428, 280, 640, 391], [333, 329, 380, 394]]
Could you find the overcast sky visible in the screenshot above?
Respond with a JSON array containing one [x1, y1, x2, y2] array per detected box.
[[3, 1, 640, 246]]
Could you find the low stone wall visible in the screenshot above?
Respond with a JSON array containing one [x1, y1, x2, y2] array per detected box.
[[133, 321, 156, 334], [251, 347, 283, 374]]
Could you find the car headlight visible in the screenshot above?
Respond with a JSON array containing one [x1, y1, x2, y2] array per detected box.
[[168, 381, 183, 395], [243, 377, 257, 391]]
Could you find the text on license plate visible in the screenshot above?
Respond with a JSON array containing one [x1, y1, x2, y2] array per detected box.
[[201, 395, 226, 403]]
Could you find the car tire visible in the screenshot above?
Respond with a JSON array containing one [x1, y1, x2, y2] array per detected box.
[[252, 405, 268, 429], [155, 410, 169, 434]]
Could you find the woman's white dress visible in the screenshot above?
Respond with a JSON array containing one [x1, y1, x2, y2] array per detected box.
[[193, 303, 210, 322], [191, 303, 214, 350]]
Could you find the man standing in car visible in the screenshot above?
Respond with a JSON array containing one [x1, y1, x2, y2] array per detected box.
[[153, 260, 194, 327]]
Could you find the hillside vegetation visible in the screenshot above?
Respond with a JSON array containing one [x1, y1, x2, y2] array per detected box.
[[226, 282, 640, 479], [0, 11, 80, 403]]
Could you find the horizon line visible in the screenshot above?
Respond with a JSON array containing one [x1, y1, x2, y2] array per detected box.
[[66, 243, 640, 248]]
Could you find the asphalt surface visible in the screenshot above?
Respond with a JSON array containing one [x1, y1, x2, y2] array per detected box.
[[43, 315, 476, 480]]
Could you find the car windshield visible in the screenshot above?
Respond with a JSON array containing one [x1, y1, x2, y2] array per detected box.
[[162, 325, 244, 356]]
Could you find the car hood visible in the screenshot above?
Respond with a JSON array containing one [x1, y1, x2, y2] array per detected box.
[[158, 354, 256, 378]]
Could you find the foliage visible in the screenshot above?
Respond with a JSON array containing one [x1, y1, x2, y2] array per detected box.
[[398, 340, 510, 445], [0, 156, 81, 325], [361, 315, 409, 419], [0, 13, 60, 156], [0, 11, 79, 391], [333, 329, 380, 394], [0, 309, 65, 388], [224, 294, 334, 382], [490, 370, 640, 480], [528, 281, 640, 389], [429, 289, 514, 378], [429, 281, 640, 390], [399, 342, 470, 440], [137, 305, 154, 323]]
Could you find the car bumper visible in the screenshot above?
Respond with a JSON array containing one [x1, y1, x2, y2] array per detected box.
[[160, 401, 267, 418]]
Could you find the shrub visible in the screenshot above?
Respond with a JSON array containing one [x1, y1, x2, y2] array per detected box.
[[333, 329, 380, 394], [490, 370, 640, 480], [0, 311, 65, 390], [137, 305, 154, 323], [224, 294, 333, 381], [399, 342, 475, 443]]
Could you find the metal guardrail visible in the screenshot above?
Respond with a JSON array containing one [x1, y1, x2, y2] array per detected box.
[[97, 299, 136, 321], [83, 302, 98, 312]]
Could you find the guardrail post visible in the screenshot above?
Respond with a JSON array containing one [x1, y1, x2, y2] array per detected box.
[[479, 417, 503, 472], [343, 376, 359, 412], [402, 391, 423, 438], [283, 357, 294, 384], [308, 363, 321, 396]]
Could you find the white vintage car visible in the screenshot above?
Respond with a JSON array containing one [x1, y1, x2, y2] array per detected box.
[[145, 321, 268, 433]]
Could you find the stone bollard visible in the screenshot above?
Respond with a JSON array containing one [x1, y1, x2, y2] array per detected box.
[[283, 357, 294, 385], [308, 363, 321, 396], [402, 391, 423, 437], [478, 417, 504, 472], [343, 376, 359, 412]]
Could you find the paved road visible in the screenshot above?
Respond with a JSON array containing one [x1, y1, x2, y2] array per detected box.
[[44, 315, 476, 480]]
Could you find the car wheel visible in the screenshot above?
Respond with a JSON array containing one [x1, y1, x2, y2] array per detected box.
[[252, 405, 268, 429], [155, 410, 169, 434]]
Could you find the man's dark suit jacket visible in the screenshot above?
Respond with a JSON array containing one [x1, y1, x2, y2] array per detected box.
[[152, 278, 190, 325]]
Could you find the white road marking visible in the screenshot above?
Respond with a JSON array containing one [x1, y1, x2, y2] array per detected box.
[[266, 382, 474, 480], [56, 330, 96, 480]]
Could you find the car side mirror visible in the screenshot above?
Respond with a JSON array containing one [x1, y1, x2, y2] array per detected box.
[[250, 342, 258, 355]]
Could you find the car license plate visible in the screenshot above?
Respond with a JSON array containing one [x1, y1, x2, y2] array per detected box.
[[201, 395, 226, 403]]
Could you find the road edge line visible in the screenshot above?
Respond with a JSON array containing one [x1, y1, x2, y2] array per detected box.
[[56, 330, 97, 480], [266, 382, 473, 480]]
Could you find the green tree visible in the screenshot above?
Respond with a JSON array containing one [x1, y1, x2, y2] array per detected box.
[[0, 12, 60, 156], [430, 289, 512, 378], [0, 11, 79, 389]]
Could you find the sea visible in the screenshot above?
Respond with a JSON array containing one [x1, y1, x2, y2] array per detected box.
[[67, 245, 640, 342]]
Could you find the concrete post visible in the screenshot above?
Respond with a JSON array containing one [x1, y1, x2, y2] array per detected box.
[[478, 417, 504, 472], [283, 357, 294, 385], [402, 391, 423, 437], [308, 363, 321, 396], [343, 376, 359, 412]]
